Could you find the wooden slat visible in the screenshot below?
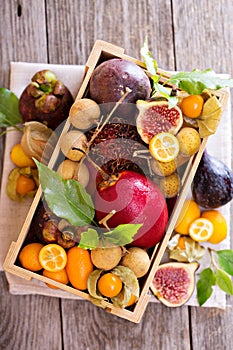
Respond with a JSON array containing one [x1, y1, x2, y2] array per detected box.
[[1, 0, 233, 349], [61, 299, 190, 350], [45, 0, 175, 69], [173, 1, 233, 349], [0, 272, 62, 350]]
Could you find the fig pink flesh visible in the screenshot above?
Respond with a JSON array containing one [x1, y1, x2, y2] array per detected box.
[[153, 266, 190, 304]]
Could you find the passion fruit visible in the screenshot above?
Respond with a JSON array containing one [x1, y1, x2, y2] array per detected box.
[[136, 100, 183, 144], [89, 59, 151, 106], [151, 262, 199, 307]]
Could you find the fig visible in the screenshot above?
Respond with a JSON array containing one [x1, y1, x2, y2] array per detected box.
[[192, 151, 233, 208], [136, 100, 183, 143], [94, 170, 168, 249], [89, 58, 151, 116], [19, 70, 74, 130], [150, 262, 199, 307]]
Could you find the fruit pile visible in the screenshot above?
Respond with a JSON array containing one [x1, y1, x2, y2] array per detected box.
[[13, 52, 233, 310]]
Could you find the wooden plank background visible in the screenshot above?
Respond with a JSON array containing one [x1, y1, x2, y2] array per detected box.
[[0, 1, 233, 349]]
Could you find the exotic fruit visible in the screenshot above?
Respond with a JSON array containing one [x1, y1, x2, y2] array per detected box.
[[94, 170, 168, 249], [19, 70, 74, 130], [151, 262, 199, 307], [192, 151, 233, 208], [136, 100, 183, 143], [89, 58, 151, 116]]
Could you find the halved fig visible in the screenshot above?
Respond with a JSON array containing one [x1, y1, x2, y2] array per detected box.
[[136, 100, 183, 144], [150, 262, 199, 307]]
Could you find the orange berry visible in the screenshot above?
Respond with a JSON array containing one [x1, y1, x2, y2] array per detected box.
[[201, 210, 228, 244], [180, 95, 204, 118], [126, 294, 137, 307], [97, 272, 123, 298], [65, 246, 94, 290], [175, 199, 201, 235], [176, 236, 186, 250], [19, 243, 44, 271], [42, 269, 69, 289], [189, 218, 214, 242], [16, 174, 36, 195], [10, 143, 35, 168], [149, 132, 179, 163], [39, 244, 67, 272]]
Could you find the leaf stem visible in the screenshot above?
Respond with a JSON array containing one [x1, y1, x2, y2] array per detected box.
[[208, 248, 219, 271], [98, 210, 116, 231]]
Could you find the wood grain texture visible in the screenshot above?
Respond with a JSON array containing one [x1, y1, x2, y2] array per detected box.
[[0, 0, 233, 349], [61, 299, 190, 350], [173, 1, 233, 349], [46, 0, 175, 69], [0, 273, 62, 350]]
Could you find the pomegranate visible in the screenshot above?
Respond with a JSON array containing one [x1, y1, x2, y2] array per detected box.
[[94, 170, 168, 248], [136, 100, 183, 143]]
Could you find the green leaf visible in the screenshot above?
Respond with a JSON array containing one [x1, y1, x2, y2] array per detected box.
[[140, 37, 158, 76], [34, 159, 95, 226], [0, 88, 22, 128], [216, 268, 233, 295], [79, 228, 99, 249], [103, 224, 142, 247], [79, 224, 142, 250], [153, 83, 178, 108], [140, 39, 178, 107], [216, 250, 233, 276], [196, 268, 216, 306], [169, 69, 233, 95]]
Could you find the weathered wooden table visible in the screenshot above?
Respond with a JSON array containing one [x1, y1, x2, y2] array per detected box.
[[1, 1, 233, 349]]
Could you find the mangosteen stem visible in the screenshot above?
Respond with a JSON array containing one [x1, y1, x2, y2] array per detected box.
[[87, 87, 132, 148], [98, 210, 116, 231]]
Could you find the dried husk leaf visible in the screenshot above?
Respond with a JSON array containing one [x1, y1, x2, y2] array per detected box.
[[21, 121, 56, 163], [167, 234, 205, 262], [197, 96, 222, 137], [6, 166, 38, 201], [87, 269, 108, 301], [112, 265, 140, 298], [111, 285, 137, 308]]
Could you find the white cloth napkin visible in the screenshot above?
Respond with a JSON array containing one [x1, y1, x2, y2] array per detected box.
[[0, 62, 232, 307]]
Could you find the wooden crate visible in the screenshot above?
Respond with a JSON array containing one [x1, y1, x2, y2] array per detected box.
[[3, 40, 229, 323]]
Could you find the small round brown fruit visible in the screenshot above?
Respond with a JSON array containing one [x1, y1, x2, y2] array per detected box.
[[176, 127, 201, 156], [121, 247, 150, 278], [159, 172, 180, 198], [91, 246, 122, 270], [69, 98, 100, 130], [60, 130, 87, 161]]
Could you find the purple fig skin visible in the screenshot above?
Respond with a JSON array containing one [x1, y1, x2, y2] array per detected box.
[[19, 70, 74, 130], [89, 59, 151, 117], [192, 151, 233, 208]]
